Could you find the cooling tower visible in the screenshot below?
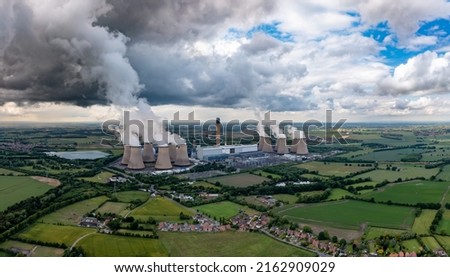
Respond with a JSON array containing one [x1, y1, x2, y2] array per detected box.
[[155, 145, 173, 170], [276, 137, 289, 154], [290, 138, 300, 153], [120, 145, 131, 165], [296, 139, 309, 155], [174, 144, 190, 167], [142, 142, 155, 163], [261, 136, 273, 153], [127, 146, 145, 170], [168, 143, 177, 163], [258, 136, 264, 151]]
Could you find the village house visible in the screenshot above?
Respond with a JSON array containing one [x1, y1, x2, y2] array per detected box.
[[80, 217, 98, 228]]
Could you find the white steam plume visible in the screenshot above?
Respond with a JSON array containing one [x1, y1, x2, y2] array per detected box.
[[270, 125, 283, 138], [253, 110, 269, 137]]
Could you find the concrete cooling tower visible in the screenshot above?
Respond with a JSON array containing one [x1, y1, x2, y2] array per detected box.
[[258, 136, 264, 151], [290, 138, 300, 153], [169, 143, 177, 163], [121, 145, 131, 165], [174, 144, 190, 167], [261, 136, 273, 153], [127, 146, 145, 170], [142, 142, 155, 163], [296, 131, 308, 155], [155, 145, 173, 170], [296, 139, 309, 155], [276, 137, 289, 154]]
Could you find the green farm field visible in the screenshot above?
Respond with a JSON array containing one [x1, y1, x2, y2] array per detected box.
[[401, 239, 423, 253], [421, 147, 450, 162], [295, 162, 371, 177], [114, 191, 149, 203], [252, 170, 282, 180], [40, 196, 108, 225], [129, 197, 194, 222], [437, 210, 450, 235], [412, 210, 437, 235], [273, 194, 298, 204], [0, 167, 24, 176], [96, 201, 129, 215], [361, 181, 449, 205], [190, 181, 220, 189], [0, 240, 64, 257], [346, 181, 377, 189], [18, 223, 95, 246], [195, 201, 257, 219], [363, 227, 409, 240], [275, 200, 415, 230], [237, 196, 266, 207], [208, 173, 268, 187], [434, 236, 450, 254], [348, 132, 419, 147], [78, 234, 167, 257], [421, 236, 442, 252], [337, 149, 373, 159], [351, 165, 439, 183], [326, 188, 355, 201], [81, 171, 115, 183], [159, 232, 316, 257], [0, 176, 53, 211], [437, 164, 450, 181], [351, 148, 427, 162]]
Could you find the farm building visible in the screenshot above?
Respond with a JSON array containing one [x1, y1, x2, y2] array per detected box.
[[196, 144, 258, 160], [80, 217, 99, 228]]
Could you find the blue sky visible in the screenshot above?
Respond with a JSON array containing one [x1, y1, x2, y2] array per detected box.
[[230, 17, 450, 67]]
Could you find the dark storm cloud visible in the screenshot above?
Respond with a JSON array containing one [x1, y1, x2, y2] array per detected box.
[[127, 41, 311, 111], [98, 0, 275, 43], [0, 0, 315, 111], [0, 0, 112, 106]]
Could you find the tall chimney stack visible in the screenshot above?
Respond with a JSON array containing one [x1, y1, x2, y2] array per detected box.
[[127, 146, 145, 170], [142, 142, 155, 163], [121, 145, 131, 165], [155, 145, 173, 170], [174, 144, 190, 167], [215, 117, 221, 146]]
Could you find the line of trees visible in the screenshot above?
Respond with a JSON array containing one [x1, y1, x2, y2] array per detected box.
[[430, 209, 444, 233]]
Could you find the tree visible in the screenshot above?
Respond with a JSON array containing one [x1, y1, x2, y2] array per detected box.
[[332, 236, 338, 243], [130, 221, 139, 230], [302, 225, 313, 233], [107, 219, 121, 231], [289, 223, 298, 230], [318, 231, 330, 240], [179, 212, 190, 220]]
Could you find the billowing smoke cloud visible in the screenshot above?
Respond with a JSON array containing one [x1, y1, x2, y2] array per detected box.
[[0, 0, 143, 107]]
